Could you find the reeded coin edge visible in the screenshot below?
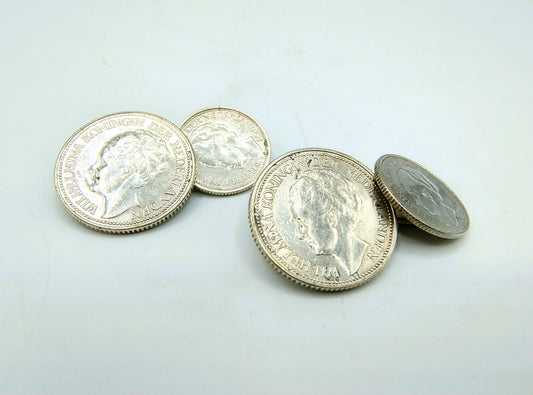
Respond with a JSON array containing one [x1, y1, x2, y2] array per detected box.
[[374, 154, 469, 239], [248, 148, 397, 292], [54, 111, 196, 234], [193, 181, 254, 197], [180, 106, 271, 196]]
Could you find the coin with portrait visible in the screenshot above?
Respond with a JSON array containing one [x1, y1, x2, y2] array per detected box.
[[54, 112, 195, 233], [249, 148, 397, 291], [180, 106, 271, 195], [374, 154, 469, 239]]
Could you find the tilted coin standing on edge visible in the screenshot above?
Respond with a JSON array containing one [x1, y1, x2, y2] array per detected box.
[[249, 148, 397, 291], [54, 112, 196, 233], [180, 106, 271, 196], [374, 154, 469, 239]]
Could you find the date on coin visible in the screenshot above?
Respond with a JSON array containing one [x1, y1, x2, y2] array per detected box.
[[249, 148, 397, 291]]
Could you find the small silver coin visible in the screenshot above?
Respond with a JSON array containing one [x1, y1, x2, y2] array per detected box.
[[375, 154, 469, 239], [180, 106, 271, 195], [249, 148, 397, 291], [54, 112, 196, 233]]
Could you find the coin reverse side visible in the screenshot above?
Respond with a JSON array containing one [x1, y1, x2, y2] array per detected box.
[[54, 112, 196, 233], [249, 148, 397, 291], [374, 154, 469, 239], [180, 106, 271, 195]]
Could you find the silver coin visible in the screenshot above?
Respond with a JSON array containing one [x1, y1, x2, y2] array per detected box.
[[249, 148, 397, 291], [180, 106, 271, 195], [375, 154, 469, 239], [54, 112, 196, 233]]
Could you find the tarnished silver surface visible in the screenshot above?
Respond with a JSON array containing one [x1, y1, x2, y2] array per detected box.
[[249, 148, 397, 291], [54, 112, 196, 233], [180, 106, 270, 195], [375, 154, 469, 239]]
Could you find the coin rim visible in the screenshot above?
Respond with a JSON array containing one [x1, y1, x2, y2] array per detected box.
[[374, 154, 470, 239], [179, 105, 271, 196], [54, 111, 196, 233], [248, 147, 397, 291]]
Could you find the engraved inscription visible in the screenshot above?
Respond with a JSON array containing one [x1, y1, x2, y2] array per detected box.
[[365, 201, 390, 261], [260, 212, 316, 274], [63, 143, 85, 181], [80, 117, 144, 143], [65, 182, 98, 215]]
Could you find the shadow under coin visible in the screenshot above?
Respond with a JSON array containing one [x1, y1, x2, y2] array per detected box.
[[397, 223, 458, 247]]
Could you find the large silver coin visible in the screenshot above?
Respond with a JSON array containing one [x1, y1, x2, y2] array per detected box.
[[249, 148, 397, 291], [180, 106, 271, 195], [54, 112, 196, 233], [375, 154, 469, 239]]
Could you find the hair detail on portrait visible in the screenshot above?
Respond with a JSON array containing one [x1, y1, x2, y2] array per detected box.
[[87, 130, 174, 219], [190, 122, 262, 171], [397, 167, 459, 228], [288, 169, 368, 276]]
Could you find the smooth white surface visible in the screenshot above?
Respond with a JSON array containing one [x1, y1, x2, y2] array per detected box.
[[1, 1, 532, 394]]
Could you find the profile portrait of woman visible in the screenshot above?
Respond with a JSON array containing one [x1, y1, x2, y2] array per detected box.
[[189, 122, 263, 172], [86, 130, 174, 219], [288, 169, 368, 276], [397, 167, 459, 228]]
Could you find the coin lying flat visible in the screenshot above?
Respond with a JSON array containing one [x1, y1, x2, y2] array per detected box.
[[180, 106, 271, 195], [54, 112, 196, 233], [249, 148, 397, 291], [374, 154, 469, 239]]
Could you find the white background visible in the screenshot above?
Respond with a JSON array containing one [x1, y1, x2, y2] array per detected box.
[[1, 1, 532, 394]]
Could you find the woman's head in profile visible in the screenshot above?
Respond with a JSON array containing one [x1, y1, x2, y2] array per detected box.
[[288, 169, 367, 275], [87, 130, 174, 219], [190, 122, 262, 171]]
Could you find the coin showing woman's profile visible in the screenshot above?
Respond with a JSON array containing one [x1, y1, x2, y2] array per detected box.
[[54, 112, 196, 233], [249, 148, 397, 291], [374, 154, 469, 239], [180, 106, 271, 195]]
